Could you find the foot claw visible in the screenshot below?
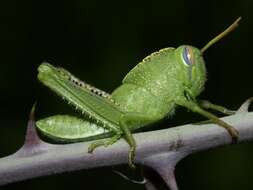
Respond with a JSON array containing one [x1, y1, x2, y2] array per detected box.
[[88, 145, 95, 153]]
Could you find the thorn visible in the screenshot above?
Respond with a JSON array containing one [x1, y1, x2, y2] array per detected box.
[[237, 97, 253, 113], [24, 101, 42, 147], [157, 167, 178, 190], [30, 101, 37, 116], [14, 101, 51, 157], [143, 153, 188, 190]]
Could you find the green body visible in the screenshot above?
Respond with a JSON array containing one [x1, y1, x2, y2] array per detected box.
[[37, 18, 241, 168], [37, 46, 206, 141]]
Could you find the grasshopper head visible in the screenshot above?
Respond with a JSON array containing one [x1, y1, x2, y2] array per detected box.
[[175, 45, 207, 99], [174, 17, 241, 100]]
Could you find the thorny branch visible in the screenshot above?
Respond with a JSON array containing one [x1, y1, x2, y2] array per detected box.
[[0, 98, 252, 190]]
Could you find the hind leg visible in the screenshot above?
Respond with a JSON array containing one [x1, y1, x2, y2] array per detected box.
[[88, 131, 122, 153]]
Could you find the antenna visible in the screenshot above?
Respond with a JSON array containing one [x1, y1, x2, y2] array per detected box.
[[201, 17, 241, 53]]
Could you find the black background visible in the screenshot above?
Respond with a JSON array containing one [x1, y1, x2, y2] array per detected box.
[[1, 0, 253, 190]]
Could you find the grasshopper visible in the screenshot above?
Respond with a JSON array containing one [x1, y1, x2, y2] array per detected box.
[[36, 17, 241, 168]]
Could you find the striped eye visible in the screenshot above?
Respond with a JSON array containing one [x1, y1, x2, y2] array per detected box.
[[182, 47, 194, 66]]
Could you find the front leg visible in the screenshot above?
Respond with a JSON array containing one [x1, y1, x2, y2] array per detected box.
[[181, 100, 239, 143], [198, 100, 235, 115]]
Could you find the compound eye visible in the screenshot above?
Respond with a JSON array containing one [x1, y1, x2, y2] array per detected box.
[[182, 47, 194, 66]]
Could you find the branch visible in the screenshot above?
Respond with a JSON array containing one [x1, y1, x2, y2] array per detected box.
[[0, 98, 252, 190]]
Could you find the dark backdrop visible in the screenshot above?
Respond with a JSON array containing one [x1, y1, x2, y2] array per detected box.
[[1, 0, 253, 190]]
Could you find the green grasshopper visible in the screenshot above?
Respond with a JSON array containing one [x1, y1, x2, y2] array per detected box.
[[36, 17, 241, 168]]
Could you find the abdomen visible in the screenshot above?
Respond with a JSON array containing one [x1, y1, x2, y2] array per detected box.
[[112, 83, 173, 125]]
